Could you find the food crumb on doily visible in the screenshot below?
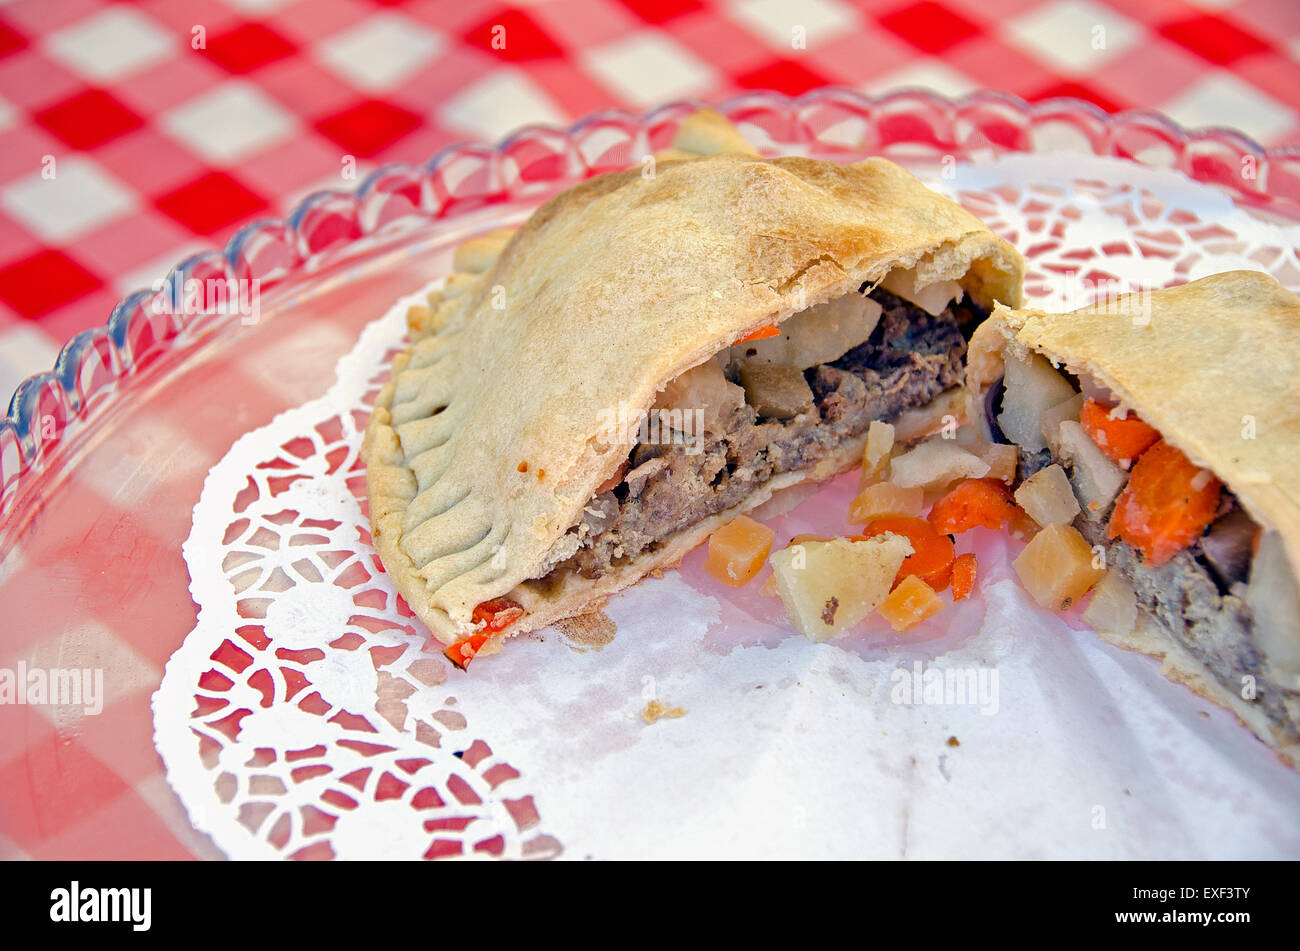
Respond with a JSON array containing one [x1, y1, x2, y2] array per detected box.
[[642, 698, 687, 724], [947, 736, 960, 747], [556, 607, 617, 651]]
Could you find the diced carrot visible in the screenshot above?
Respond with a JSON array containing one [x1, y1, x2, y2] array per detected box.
[[1079, 398, 1161, 466], [878, 575, 945, 631], [952, 552, 977, 601], [857, 515, 956, 591], [704, 514, 775, 586], [471, 597, 526, 632], [927, 478, 1023, 534], [1108, 439, 1221, 566], [444, 632, 489, 671], [736, 323, 780, 343]]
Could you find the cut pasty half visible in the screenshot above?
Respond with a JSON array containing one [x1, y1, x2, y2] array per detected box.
[[966, 270, 1300, 762], [363, 111, 1024, 661]]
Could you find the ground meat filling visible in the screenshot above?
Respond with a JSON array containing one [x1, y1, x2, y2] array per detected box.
[[549, 289, 978, 580], [1075, 516, 1299, 742]]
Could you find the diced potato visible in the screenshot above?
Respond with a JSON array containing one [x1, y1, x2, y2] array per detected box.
[[998, 352, 1077, 452], [976, 442, 1019, 483], [878, 575, 945, 632], [880, 267, 964, 316], [704, 515, 775, 586], [737, 363, 814, 420], [1012, 523, 1105, 611], [1041, 393, 1085, 458], [655, 357, 744, 431], [848, 482, 925, 523], [862, 420, 895, 479], [771, 535, 912, 641], [1014, 464, 1081, 526], [1082, 569, 1138, 637], [1057, 420, 1127, 520], [888, 437, 990, 490], [737, 294, 883, 369]]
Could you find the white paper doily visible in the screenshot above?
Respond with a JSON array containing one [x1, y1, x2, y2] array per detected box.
[[154, 153, 1300, 860]]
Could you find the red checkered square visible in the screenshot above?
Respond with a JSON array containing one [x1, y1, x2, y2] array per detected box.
[[202, 21, 298, 74], [0, 249, 102, 318], [1159, 13, 1273, 66], [463, 8, 565, 61], [154, 171, 269, 236], [0, 735, 133, 851], [33, 87, 143, 149], [1030, 79, 1127, 114], [879, 0, 981, 55], [735, 58, 833, 96], [313, 99, 422, 157], [0, 18, 28, 58]]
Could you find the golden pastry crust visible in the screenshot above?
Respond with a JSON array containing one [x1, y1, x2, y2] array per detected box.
[[365, 140, 1023, 645]]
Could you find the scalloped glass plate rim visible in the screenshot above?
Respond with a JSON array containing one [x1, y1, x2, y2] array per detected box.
[[3, 86, 1300, 532]]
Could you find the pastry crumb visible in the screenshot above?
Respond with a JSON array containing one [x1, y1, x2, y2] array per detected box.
[[946, 735, 960, 747], [642, 698, 686, 724]]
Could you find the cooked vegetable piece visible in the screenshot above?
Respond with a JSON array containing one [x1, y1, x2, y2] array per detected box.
[[997, 352, 1077, 452], [1013, 464, 1081, 526], [880, 267, 963, 316], [1079, 398, 1161, 466], [704, 514, 776, 586], [862, 419, 895, 480], [928, 478, 1022, 534], [472, 597, 526, 632], [878, 575, 945, 631], [1057, 420, 1127, 519], [1200, 507, 1258, 588], [654, 356, 744, 431], [952, 553, 977, 602], [976, 442, 1019, 483], [1246, 530, 1300, 677], [1081, 569, 1138, 637], [1012, 523, 1105, 611], [738, 294, 883, 368], [736, 324, 780, 343], [1041, 393, 1085, 458], [737, 363, 814, 420], [445, 632, 490, 670], [848, 482, 925, 523], [1107, 440, 1221, 566], [859, 516, 956, 590], [888, 438, 990, 490], [770, 535, 913, 641]]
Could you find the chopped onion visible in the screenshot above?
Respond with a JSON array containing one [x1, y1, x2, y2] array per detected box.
[[655, 356, 743, 431], [1041, 393, 1085, 458]]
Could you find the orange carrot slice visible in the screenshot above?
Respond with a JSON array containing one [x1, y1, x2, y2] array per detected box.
[[858, 515, 956, 591], [1108, 440, 1221, 566], [1079, 398, 1160, 466], [928, 478, 1023, 535], [952, 552, 977, 601], [736, 324, 780, 343]]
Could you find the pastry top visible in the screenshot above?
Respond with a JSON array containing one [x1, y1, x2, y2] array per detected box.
[[968, 270, 1300, 581], [364, 150, 1024, 642]]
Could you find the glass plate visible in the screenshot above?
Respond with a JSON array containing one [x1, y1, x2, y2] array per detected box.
[[3, 89, 1299, 860]]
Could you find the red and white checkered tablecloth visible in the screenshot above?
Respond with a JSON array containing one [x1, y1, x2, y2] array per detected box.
[[1, 0, 1299, 861], [0, 0, 1298, 400]]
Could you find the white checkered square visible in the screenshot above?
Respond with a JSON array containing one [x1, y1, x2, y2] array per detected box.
[[2, 155, 135, 243], [438, 69, 568, 141], [1162, 71, 1295, 144], [42, 6, 176, 82], [159, 81, 298, 164], [317, 12, 446, 92], [581, 32, 716, 109], [1003, 0, 1143, 75]]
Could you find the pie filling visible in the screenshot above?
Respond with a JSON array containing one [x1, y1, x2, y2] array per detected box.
[[987, 361, 1300, 742], [531, 285, 985, 584]]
